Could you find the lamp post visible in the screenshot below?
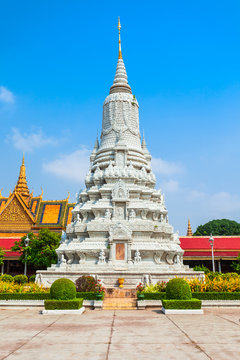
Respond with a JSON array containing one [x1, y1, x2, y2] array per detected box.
[[209, 234, 215, 272], [24, 235, 30, 276]]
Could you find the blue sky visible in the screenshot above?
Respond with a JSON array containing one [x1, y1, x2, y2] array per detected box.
[[1, 0, 240, 234]]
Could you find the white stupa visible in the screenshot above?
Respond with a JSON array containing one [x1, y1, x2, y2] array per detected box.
[[37, 19, 201, 287]]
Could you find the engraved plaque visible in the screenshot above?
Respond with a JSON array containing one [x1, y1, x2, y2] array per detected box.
[[116, 243, 125, 260]]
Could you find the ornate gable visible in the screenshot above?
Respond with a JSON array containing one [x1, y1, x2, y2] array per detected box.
[[109, 222, 132, 241], [0, 195, 33, 231]]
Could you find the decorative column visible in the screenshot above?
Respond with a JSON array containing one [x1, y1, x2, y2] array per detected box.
[[108, 241, 113, 264], [127, 242, 132, 263]]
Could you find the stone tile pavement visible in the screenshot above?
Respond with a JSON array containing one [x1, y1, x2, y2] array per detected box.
[[0, 307, 239, 359]]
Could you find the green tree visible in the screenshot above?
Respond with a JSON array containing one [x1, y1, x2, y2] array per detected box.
[[193, 219, 240, 236], [11, 229, 61, 269], [0, 248, 5, 267], [231, 253, 240, 274]]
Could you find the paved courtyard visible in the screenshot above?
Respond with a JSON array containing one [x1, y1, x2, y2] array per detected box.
[[0, 308, 239, 359]]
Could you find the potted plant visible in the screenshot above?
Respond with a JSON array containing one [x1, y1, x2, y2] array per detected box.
[[118, 278, 124, 288], [136, 282, 144, 300], [95, 280, 105, 300]]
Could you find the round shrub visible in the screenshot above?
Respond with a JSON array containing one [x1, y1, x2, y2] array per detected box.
[[29, 275, 36, 283], [166, 278, 192, 300], [50, 279, 76, 300], [1, 274, 13, 283], [13, 275, 28, 284], [76, 275, 96, 292]]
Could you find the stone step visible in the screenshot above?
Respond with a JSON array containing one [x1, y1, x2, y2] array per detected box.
[[103, 298, 136, 304], [103, 307, 137, 310], [105, 288, 136, 298], [103, 297, 137, 310]]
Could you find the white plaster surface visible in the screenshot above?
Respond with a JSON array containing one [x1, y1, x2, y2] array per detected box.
[[162, 307, 204, 315], [41, 307, 85, 315]]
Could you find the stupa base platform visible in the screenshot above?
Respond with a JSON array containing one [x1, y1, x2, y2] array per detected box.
[[36, 268, 204, 288]]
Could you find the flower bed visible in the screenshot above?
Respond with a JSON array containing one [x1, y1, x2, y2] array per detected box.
[[188, 273, 240, 293], [0, 280, 49, 294]]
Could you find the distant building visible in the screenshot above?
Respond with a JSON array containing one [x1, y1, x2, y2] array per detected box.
[[180, 219, 240, 272], [0, 155, 74, 274]]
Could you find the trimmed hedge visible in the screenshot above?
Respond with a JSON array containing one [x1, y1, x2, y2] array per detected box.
[[76, 292, 104, 300], [140, 292, 166, 300], [50, 279, 76, 300], [193, 292, 240, 300], [162, 299, 202, 310], [0, 293, 50, 300], [44, 298, 83, 310], [166, 278, 192, 300], [0, 292, 103, 301]]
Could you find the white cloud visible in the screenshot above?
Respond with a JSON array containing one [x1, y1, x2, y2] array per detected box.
[[0, 86, 15, 103], [207, 192, 240, 216], [162, 179, 180, 193], [9, 128, 58, 152], [151, 157, 183, 176], [43, 147, 91, 183]]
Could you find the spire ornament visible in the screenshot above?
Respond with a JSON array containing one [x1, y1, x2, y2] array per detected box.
[[118, 17, 122, 59], [15, 154, 30, 198], [187, 219, 193, 236], [109, 18, 132, 94]]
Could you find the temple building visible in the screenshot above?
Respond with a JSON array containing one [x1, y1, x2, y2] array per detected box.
[[180, 219, 240, 272], [0, 155, 74, 274], [37, 20, 201, 287]]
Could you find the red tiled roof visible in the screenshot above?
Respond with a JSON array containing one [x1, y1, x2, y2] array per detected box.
[[180, 236, 240, 258], [0, 238, 21, 258]]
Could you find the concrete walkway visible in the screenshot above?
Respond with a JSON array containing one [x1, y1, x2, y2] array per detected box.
[[0, 308, 239, 359]]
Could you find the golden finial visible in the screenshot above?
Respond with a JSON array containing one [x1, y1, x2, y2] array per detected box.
[[187, 218, 193, 236], [0, 188, 2, 198], [118, 17, 122, 59], [15, 154, 29, 198]]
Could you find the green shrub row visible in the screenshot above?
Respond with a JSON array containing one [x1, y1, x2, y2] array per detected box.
[[44, 298, 83, 310], [192, 292, 240, 300], [162, 299, 202, 310], [140, 292, 166, 300], [0, 293, 51, 300], [0, 274, 35, 283], [76, 292, 104, 300], [140, 292, 240, 300], [0, 291, 104, 301]]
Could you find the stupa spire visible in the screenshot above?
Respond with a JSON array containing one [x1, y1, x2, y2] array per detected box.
[[118, 17, 122, 59], [15, 154, 30, 198], [110, 18, 132, 94], [187, 218, 193, 236]]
